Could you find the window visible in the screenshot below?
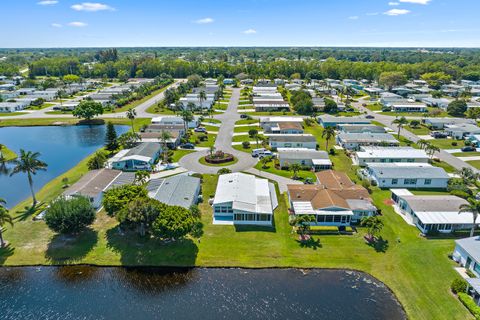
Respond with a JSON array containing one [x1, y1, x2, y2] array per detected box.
[[407, 159, 415, 163], [424, 179, 432, 185], [404, 178, 417, 185], [392, 179, 398, 185]]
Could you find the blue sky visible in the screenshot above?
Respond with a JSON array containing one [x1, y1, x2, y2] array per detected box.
[[1, 0, 478, 48]]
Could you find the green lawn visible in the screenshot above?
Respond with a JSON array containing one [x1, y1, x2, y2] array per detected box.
[[189, 132, 215, 147], [0, 170, 471, 320], [235, 119, 259, 125], [429, 139, 466, 150], [0, 112, 28, 117], [233, 125, 261, 133], [452, 151, 480, 157], [381, 108, 450, 118], [107, 85, 171, 114], [466, 160, 480, 170], [202, 118, 221, 124], [431, 159, 457, 173], [254, 160, 317, 181], [405, 125, 431, 136], [232, 144, 252, 153], [232, 134, 265, 142], [0, 145, 17, 160], [366, 103, 382, 111], [45, 110, 72, 115], [171, 149, 195, 162], [28, 103, 56, 110]]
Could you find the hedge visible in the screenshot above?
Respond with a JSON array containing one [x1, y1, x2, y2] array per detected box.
[[458, 292, 480, 319]]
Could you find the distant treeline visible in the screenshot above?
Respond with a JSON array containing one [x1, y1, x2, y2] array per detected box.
[[1, 47, 480, 81]]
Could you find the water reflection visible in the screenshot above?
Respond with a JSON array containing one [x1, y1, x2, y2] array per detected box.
[[0, 267, 406, 320], [0, 125, 129, 206]]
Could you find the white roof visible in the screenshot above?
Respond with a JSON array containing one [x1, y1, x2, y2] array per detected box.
[[292, 202, 353, 216], [260, 116, 304, 123], [213, 173, 273, 214], [312, 159, 333, 165], [356, 147, 429, 159], [120, 155, 151, 162], [415, 211, 473, 225]]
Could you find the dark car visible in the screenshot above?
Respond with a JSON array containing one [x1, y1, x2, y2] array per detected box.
[[180, 143, 195, 149], [461, 146, 476, 152], [240, 114, 249, 119], [431, 131, 448, 139], [365, 115, 375, 119]]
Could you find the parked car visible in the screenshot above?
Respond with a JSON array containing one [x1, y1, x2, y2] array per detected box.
[[431, 131, 448, 138], [240, 114, 249, 119], [180, 143, 195, 149], [365, 115, 375, 119], [259, 151, 274, 159], [461, 146, 476, 152], [194, 127, 207, 133], [251, 148, 272, 158]]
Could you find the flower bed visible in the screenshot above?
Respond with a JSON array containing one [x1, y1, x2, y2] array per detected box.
[[205, 151, 235, 164]]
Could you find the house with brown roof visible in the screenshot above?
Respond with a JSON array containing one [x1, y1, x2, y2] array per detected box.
[[287, 170, 377, 226]]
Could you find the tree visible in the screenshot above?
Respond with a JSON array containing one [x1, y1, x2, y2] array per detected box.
[[159, 130, 172, 163], [62, 74, 80, 83], [421, 72, 452, 90], [105, 122, 119, 151], [190, 204, 201, 219], [378, 71, 407, 91], [72, 100, 104, 121], [102, 184, 148, 217], [242, 141, 250, 149], [87, 151, 107, 170], [459, 199, 480, 237], [289, 163, 302, 179], [152, 205, 195, 240], [323, 98, 338, 114], [44, 196, 95, 234], [447, 100, 468, 117], [134, 170, 150, 186], [10, 149, 48, 206], [417, 139, 429, 150], [180, 109, 194, 135], [217, 168, 232, 175], [392, 116, 408, 139], [290, 215, 316, 237], [410, 120, 420, 128], [0, 198, 13, 248], [118, 132, 141, 149], [322, 126, 335, 150], [465, 108, 480, 121], [261, 155, 271, 169], [248, 128, 258, 138], [126, 108, 137, 133], [425, 144, 440, 159], [116, 197, 162, 236], [361, 216, 384, 242], [198, 90, 207, 108], [187, 74, 202, 88]]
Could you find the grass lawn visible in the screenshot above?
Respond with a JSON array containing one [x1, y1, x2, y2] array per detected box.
[[171, 149, 195, 163], [0, 145, 17, 160], [410, 190, 452, 196], [232, 144, 252, 154], [202, 118, 221, 124], [452, 151, 480, 157], [45, 110, 72, 115], [366, 103, 382, 111], [198, 156, 238, 167], [239, 100, 251, 105], [466, 160, 480, 170], [382, 108, 450, 118], [189, 132, 215, 148], [107, 85, 171, 114], [204, 125, 219, 132], [233, 125, 261, 133], [28, 103, 56, 110], [0, 169, 471, 319], [0, 112, 28, 117], [232, 134, 265, 143], [0, 118, 151, 132], [214, 103, 228, 111], [235, 119, 259, 125], [254, 160, 317, 181], [429, 139, 466, 150], [405, 125, 431, 136], [430, 160, 458, 173]]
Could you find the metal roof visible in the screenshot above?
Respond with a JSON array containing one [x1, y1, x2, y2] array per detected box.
[[456, 237, 480, 266], [368, 163, 450, 179], [148, 174, 200, 209]]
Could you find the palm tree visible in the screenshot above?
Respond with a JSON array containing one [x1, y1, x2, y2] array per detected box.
[[361, 216, 384, 242], [126, 108, 137, 133], [456, 167, 478, 186], [0, 198, 13, 248], [426, 144, 440, 159], [159, 131, 172, 164], [198, 90, 207, 109], [209, 146, 216, 158], [322, 127, 335, 151], [459, 199, 480, 237], [417, 139, 429, 150], [10, 150, 48, 206], [392, 116, 408, 139], [180, 109, 194, 136], [289, 163, 302, 180]]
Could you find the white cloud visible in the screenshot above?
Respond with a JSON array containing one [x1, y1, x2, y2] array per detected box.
[[243, 29, 257, 34], [71, 2, 114, 12], [388, 2, 399, 5], [384, 9, 411, 16], [38, 0, 58, 5], [68, 21, 88, 27], [51, 23, 62, 28], [348, 16, 359, 20], [399, 0, 431, 4], [193, 17, 214, 24]]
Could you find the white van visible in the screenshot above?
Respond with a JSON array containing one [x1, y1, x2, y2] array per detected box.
[[251, 148, 273, 158]]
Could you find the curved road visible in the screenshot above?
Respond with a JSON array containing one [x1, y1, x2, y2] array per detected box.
[[179, 88, 258, 174]]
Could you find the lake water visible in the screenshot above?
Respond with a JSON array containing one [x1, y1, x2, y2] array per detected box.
[[0, 267, 405, 320], [0, 125, 129, 207]]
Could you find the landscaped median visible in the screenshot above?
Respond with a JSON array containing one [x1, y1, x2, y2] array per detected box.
[[199, 151, 238, 167]]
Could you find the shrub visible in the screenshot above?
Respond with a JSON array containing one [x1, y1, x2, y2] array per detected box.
[[458, 293, 480, 319], [452, 142, 458, 146], [217, 168, 232, 175], [87, 151, 107, 170], [45, 196, 95, 234], [190, 204, 201, 218], [152, 205, 195, 240], [102, 184, 148, 217], [242, 141, 251, 149], [451, 278, 468, 294], [329, 148, 336, 155]]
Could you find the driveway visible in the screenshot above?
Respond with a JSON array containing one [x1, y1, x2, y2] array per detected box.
[[179, 88, 258, 174]]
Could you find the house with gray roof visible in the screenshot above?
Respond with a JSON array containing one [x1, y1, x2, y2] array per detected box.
[[318, 115, 370, 128], [391, 189, 473, 234], [364, 163, 450, 189], [336, 133, 399, 150], [454, 236, 480, 306], [147, 174, 201, 209], [337, 124, 386, 134], [277, 148, 332, 171], [445, 123, 480, 139], [423, 117, 476, 130], [354, 147, 429, 167], [268, 134, 317, 150], [110, 142, 162, 171]]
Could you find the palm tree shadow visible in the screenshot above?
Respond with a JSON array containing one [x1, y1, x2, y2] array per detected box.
[[0, 244, 15, 265], [367, 236, 389, 253], [296, 237, 322, 250], [45, 228, 98, 264], [15, 202, 45, 221]]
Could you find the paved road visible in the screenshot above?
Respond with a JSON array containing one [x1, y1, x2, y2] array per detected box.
[[354, 98, 477, 172], [179, 88, 258, 174]]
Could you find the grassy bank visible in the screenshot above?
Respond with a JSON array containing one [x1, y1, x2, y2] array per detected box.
[[0, 145, 17, 160], [0, 118, 151, 131]]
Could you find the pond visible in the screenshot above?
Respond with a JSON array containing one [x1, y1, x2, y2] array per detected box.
[[0, 267, 406, 320], [0, 125, 129, 207]]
